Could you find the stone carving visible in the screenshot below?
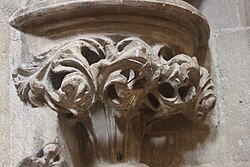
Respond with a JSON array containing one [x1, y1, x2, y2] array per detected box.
[[9, 0, 216, 166], [18, 143, 68, 167], [144, 54, 216, 121], [13, 36, 216, 166], [13, 36, 215, 118], [13, 39, 97, 115]]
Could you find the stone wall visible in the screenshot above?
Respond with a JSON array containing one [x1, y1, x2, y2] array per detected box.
[[0, 0, 250, 166]]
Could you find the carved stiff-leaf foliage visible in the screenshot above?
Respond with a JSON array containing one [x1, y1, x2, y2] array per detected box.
[[13, 36, 215, 120], [99, 38, 160, 116], [183, 66, 216, 121], [14, 36, 216, 166], [12, 39, 102, 115], [19, 143, 68, 167], [143, 53, 216, 121]]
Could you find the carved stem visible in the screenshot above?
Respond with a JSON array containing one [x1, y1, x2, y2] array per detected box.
[[80, 101, 144, 165]]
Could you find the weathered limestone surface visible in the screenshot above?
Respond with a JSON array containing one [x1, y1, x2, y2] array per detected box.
[[0, 8, 11, 167], [0, 0, 250, 167]]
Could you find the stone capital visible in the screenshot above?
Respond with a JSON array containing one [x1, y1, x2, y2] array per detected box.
[[11, 1, 216, 166]]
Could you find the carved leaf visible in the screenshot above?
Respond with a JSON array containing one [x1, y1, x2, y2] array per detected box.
[[18, 143, 69, 167], [99, 38, 159, 116], [143, 53, 216, 121], [12, 39, 104, 114]]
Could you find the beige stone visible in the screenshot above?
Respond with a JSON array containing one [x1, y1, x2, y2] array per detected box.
[[8, 1, 216, 166], [1, 0, 250, 167]]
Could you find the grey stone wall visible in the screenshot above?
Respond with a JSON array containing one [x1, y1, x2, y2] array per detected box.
[[190, 1, 250, 166], [0, 0, 250, 166]]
